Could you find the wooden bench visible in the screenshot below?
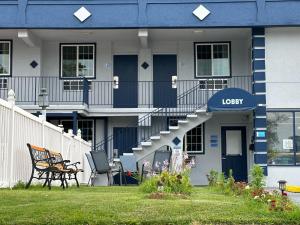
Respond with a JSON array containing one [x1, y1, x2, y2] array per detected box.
[[26, 143, 83, 189], [26, 144, 56, 189], [48, 150, 83, 188]]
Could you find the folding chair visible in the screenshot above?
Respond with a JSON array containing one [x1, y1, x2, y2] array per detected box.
[[141, 150, 172, 182]]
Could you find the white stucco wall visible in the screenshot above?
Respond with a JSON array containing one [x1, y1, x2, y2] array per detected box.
[[190, 113, 253, 185], [41, 38, 251, 81], [0, 31, 41, 77], [266, 27, 300, 109], [266, 167, 300, 187], [95, 112, 253, 186], [265, 27, 300, 187]]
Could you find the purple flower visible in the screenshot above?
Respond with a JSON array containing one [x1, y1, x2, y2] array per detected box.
[[163, 160, 169, 166], [155, 161, 161, 168], [183, 152, 189, 160]]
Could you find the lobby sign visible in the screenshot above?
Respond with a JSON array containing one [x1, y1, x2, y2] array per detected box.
[[207, 88, 257, 112]]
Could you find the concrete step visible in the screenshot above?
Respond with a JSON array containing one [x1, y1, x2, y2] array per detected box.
[[169, 126, 179, 130], [141, 141, 152, 146], [187, 114, 198, 118], [150, 136, 161, 140], [160, 131, 171, 135], [132, 147, 143, 151], [195, 109, 206, 113], [178, 120, 189, 124]]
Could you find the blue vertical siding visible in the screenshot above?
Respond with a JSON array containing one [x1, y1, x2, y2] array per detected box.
[[252, 27, 268, 175]]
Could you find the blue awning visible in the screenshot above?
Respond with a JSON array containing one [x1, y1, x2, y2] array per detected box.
[[207, 88, 257, 112]]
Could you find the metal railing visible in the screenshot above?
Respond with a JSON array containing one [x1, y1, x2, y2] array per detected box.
[[0, 76, 252, 107], [94, 76, 252, 157]]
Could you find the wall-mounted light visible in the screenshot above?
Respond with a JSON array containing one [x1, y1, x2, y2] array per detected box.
[[172, 75, 177, 89], [113, 76, 119, 89]]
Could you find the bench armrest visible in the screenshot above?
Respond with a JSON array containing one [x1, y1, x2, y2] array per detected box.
[[67, 161, 80, 166]]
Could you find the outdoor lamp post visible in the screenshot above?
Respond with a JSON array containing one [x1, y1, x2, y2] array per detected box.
[[278, 180, 287, 195], [38, 88, 49, 120]]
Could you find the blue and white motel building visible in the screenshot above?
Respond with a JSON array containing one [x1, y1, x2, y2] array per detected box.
[[0, 0, 300, 186]]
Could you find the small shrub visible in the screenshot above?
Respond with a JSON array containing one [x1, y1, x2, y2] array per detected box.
[[206, 170, 218, 186], [217, 172, 226, 189], [233, 182, 248, 195], [140, 176, 160, 193], [140, 158, 193, 196], [224, 170, 235, 194], [140, 170, 192, 195], [12, 180, 26, 189], [250, 164, 265, 191]]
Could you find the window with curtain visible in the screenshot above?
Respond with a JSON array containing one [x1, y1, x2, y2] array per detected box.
[[0, 41, 11, 76], [60, 44, 95, 78], [267, 112, 300, 166], [195, 43, 230, 77]]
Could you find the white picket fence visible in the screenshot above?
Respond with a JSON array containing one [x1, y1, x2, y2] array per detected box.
[[0, 97, 92, 188]]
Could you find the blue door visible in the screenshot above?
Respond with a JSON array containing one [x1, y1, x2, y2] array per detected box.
[[113, 55, 138, 108], [153, 55, 177, 108], [221, 127, 248, 181], [113, 127, 137, 156]]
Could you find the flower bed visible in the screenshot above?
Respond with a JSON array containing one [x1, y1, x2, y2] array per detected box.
[[140, 152, 193, 197], [206, 165, 296, 212]]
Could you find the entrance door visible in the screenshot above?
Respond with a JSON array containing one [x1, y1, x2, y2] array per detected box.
[[221, 126, 247, 181], [113, 55, 138, 108], [113, 127, 137, 156], [153, 55, 177, 108]]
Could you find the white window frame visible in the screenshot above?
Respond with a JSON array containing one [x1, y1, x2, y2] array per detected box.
[[195, 42, 230, 78], [199, 78, 228, 90], [0, 40, 11, 76], [63, 79, 91, 91], [184, 124, 204, 154], [60, 44, 95, 79]]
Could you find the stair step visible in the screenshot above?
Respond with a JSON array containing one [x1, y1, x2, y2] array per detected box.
[[178, 120, 188, 124], [141, 141, 152, 146], [160, 131, 171, 135], [132, 147, 143, 151], [187, 114, 198, 118], [169, 126, 179, 130], [195, 109, 206, 113], [150, 136, 161, 140]]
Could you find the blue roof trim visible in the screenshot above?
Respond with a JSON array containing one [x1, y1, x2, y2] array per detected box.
[[1, 0, 300, 28]]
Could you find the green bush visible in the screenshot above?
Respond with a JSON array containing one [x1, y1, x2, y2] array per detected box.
[[217, 172, 226, 189], [12, 180, 26, 189], [206, 170, 218, 186], [140, 170, 192, 195], [224, 169, 235, 194], [250, 164, 265, 190], [140, 176, 160, 193]]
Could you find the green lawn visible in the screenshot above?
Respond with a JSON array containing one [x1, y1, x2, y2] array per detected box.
[[0, 186, 299, 225]]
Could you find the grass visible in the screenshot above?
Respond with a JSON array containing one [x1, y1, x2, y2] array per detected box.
[[0, 186, 300, 225]]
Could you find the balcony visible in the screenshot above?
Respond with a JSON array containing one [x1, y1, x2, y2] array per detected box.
[[0, 76, 252, 109]]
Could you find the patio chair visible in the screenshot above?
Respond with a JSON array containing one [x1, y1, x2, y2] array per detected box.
[[85, 152, 97, 186], [90, 150, 123, 186], [120, 153, 139, 185], [26, 143, 55, 189], [141, 150, 172, 183]]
